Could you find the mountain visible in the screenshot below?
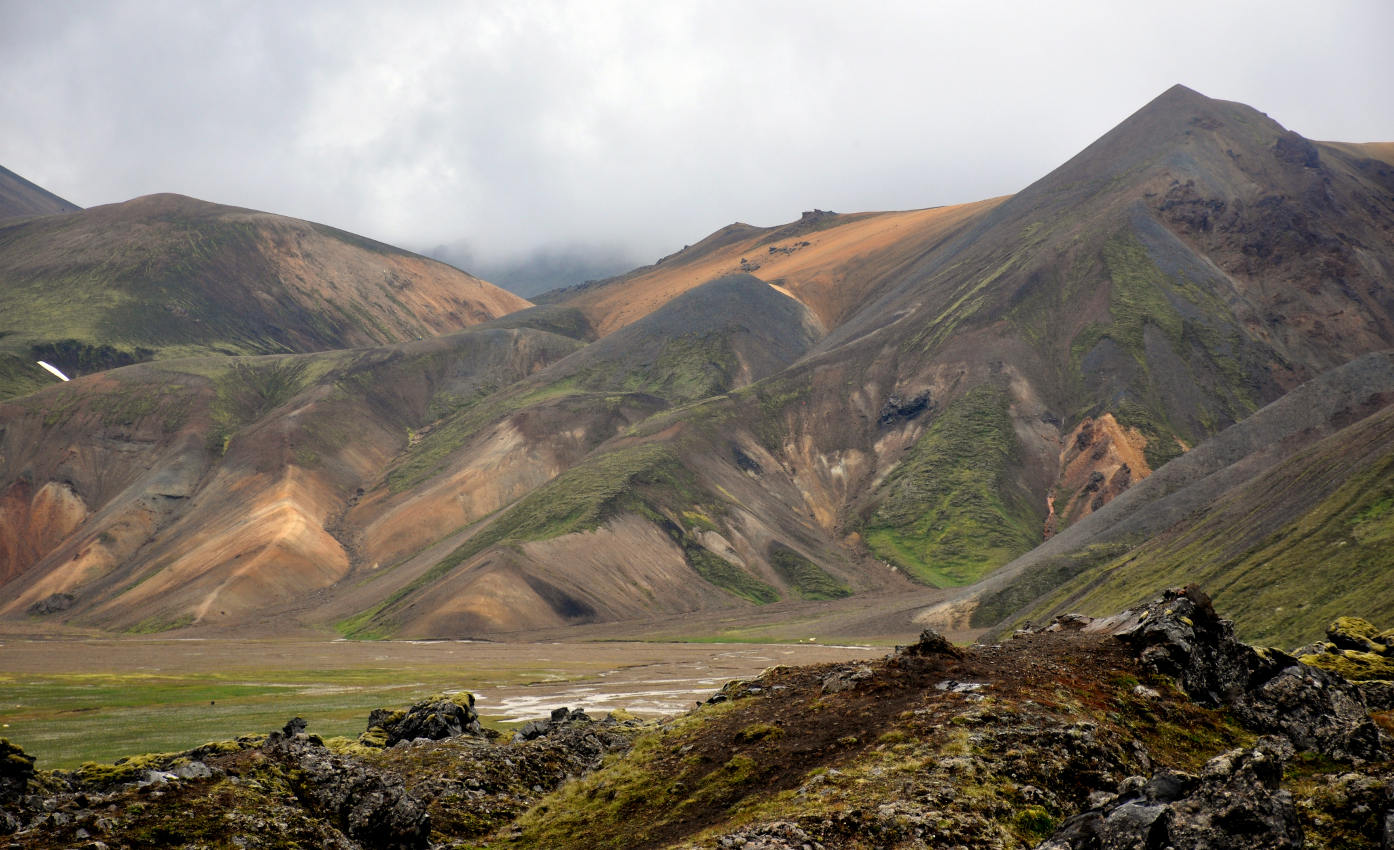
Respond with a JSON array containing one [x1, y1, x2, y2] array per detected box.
[[0, 192, 529, 399], [0, 165, 80, 221], [4, 85, 1394, 642]]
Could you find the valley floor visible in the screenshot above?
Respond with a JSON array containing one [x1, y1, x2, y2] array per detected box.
[[0, 635, 879, 769]]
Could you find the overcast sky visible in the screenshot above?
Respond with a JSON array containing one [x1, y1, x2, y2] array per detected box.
[[3, 1, 1392, 285]]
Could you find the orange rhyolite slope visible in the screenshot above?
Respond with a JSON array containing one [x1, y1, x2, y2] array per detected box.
[[560, 199, 1005, 337]]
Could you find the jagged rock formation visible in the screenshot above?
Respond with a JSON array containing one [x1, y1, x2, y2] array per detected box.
[[360, 692, 485, 748], [1093, 585, 1382, 761]]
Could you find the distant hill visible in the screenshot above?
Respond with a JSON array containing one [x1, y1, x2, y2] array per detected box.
[[0, 165, 80, 221], [0, 192, 529, 398]]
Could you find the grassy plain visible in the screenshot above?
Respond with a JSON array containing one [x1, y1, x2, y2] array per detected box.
[[0, 636, 876, 769]]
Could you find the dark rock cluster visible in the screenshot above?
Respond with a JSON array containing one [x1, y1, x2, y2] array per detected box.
[[1039, 737, 1303, 850], [877, 391, 931, 427], [513, 706, 590, 741], [1095, 585, 1382, 761], [265, 718, 431, 850], [360, 691, 485, 748]]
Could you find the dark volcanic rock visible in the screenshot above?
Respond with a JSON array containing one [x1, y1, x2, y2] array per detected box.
[[1274, 130, 1321, 168], [514, 706, 591, 742], [26, 593, 74, 616], [0, 739, 35, 833], [877, 391, 931, 427], [266, 718, 430, 850], [897, 627, 965, 659], [1093, 586, 1382, 760], [1038, 737, 1302, 850], [364, 692, 484, 747]]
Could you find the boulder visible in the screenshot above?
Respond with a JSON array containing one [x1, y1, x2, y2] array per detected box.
[[1327, 616, 1388, 654], [897, 627, 964, 659], [515, 706, 591, 742]]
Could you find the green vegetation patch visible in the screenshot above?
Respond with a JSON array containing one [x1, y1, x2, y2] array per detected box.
[[0, 666, 547, 769], [684, 544, 778, 605], [766, 542, 851, 600], [570, 330, 742, 405], [1065, 229, 1269, 463], [970, 543, 1133, 630], [386, 376, 583, 493], [0, 352, 51, 401], [632, 330, 740, 403], [1113, 398, 1187, 471], [206, 357, 327, 454], [863, 385, 1040, 586]]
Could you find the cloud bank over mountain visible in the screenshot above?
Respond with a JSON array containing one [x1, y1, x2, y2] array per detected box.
[[2, 1, 1391, 274]]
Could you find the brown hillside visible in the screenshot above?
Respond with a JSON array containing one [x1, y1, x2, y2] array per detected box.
[[559, 199, 1004, 337], [6, 86, 1394, 643]]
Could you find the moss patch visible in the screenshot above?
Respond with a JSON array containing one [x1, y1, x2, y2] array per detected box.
[[767, 542, 850, 600], [864, 385, 1040, 586]]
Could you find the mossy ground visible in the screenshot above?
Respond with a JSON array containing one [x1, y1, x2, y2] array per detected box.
[[767, 542, 851, 601], [505, 632, 1255, 849], [4, 629, 1383, 849], [864, 385, 1041, 586]]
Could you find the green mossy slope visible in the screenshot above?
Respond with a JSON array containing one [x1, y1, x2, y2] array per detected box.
[[863, 385, 1041, 586]]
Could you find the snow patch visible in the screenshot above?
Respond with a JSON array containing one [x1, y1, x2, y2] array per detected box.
[[36, 361, 70, 381]]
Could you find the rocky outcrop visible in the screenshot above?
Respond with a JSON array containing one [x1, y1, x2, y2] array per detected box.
[[1087, 585, 1383, 761], [360, 692, 485, 748], [1037, 737, 1302, 850], [0, 739, 35, 834], [514, 706, 590, 741], [265, 718, 431, 850]]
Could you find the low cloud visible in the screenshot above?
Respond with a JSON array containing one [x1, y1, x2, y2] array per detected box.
[[2, 1, 1391, 268]]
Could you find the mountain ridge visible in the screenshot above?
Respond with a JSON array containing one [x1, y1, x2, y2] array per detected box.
[[0, 164, 81, 221], [3, 85, 1394, 644]]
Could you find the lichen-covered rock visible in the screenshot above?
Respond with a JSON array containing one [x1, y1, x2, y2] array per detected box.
[[1296, 616, 1394, 683], [1095, 586, 1382, 761], [0, 738, 35, 804], [1328, 616, 1389, 654], [362, 692, 483, 748], [1300, 646, 1394, 683], [1036, 737, 1302, 849]]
